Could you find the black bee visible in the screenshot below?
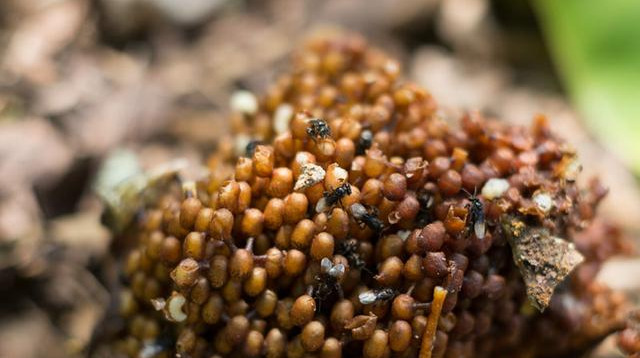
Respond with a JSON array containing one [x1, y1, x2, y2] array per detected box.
[[415, 189, 435, 227], [311, 258, 346, 312], [358, 288, 396, 305], [316, 182, 352, 212], [337, 239, 367, 270], [464, 188, 486, 239], [244, 140, 262, 157], [325, 183, 351, 206], [355, 129, 373, 155], [306, 118, 331, 141], [350, 203, 384, 233]]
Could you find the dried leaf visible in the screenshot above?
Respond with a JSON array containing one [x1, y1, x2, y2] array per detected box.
[[502, 215, 584, 311]]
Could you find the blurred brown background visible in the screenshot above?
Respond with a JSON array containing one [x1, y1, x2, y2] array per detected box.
[[0, 0, 638, 357]]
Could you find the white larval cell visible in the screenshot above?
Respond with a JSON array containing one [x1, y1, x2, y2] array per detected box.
[[273, 103, 294, 134], [166, 293, 187, 322], [233, 134, 252, 157], [563, 158, 582, 182], [481, 178, 510, 200], [533, 191, 553, 213], [230, 90, 258, 115]]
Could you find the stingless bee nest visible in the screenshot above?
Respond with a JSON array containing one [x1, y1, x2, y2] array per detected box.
[[95, 31, 633, 358]]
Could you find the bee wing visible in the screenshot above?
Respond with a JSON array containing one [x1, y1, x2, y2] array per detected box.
[[349, 203, 367, 219], [474, 220, 486, 239], [315, 197, 328, 213], [321, 257, 333, 273], [358, 291, 378, 305], [329, 263, 345, 278]]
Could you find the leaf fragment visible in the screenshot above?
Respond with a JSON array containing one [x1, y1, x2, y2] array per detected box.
[[502, 215, 584, 311]]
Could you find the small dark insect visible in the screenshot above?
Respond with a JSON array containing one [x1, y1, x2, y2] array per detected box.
[[316, 182, 352, 212], [358, 288, 396, 305], [337, 239, 367, 270], [311, 258, 346, 312], [355, 129, 373, 155], [245, 140, 262, 157], [415, 189, 435, 227], [306, 118, 331, 141], [464, 188, 486, 239], [350, 203, 384, 233], [325, 183, 351, 206]]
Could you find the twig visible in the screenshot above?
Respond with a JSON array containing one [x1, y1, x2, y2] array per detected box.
[[419, 286, 447, 358]]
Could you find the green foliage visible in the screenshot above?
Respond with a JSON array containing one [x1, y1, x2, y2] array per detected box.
[[535, 0, 640, 174]]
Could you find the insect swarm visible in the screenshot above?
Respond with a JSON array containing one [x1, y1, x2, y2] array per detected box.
[[96, 31, 632, 358]]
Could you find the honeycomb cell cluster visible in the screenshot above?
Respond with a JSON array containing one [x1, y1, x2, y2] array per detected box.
[[105, 32, 631, 358]]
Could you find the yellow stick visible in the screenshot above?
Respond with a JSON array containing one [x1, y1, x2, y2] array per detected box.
[[419, 286, 447, 358]]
